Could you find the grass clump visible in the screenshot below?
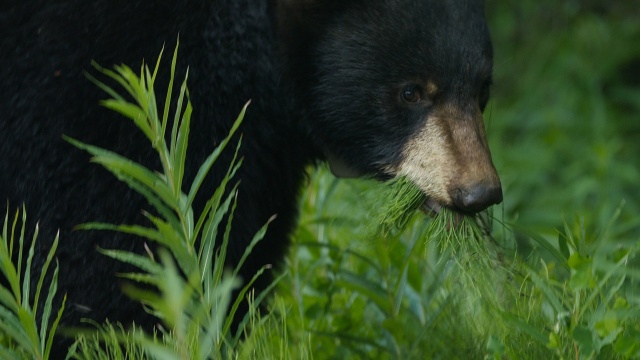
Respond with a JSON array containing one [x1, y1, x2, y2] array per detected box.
[[372, 175, 506, 285], [373, 176, 426, 235], [0, 207, 67, 360], [376, 176, 514, 335], [68, 322, 147, 360], [286, 171, 495, 358], [496, 207, 640, 359], [288, 167, 640, 359]]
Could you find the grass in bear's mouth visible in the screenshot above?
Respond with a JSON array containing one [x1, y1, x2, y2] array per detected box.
[[373, 176, 502, 282], [373, 176, 427, 235], [374, 176, 472, 235]]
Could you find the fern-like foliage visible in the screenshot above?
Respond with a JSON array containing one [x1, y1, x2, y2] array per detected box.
[[68, 42, 272, 359]]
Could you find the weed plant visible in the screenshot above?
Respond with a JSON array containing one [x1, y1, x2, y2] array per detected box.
[[62, 44, 285, 359], [0, 208, 65, 360]]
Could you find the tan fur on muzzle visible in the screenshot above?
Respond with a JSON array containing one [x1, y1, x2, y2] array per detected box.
[[392, 104, 501, 210]]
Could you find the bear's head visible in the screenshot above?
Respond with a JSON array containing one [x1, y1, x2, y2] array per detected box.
[[278, 0, 502, 214]]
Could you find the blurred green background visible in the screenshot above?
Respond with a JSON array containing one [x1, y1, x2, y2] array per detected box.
[[486, 0, 640, 235]]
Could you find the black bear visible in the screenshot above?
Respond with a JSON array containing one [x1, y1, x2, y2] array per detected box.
[[0, 0, 501, 352]]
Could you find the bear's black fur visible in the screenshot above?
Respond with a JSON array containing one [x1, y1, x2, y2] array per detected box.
[[0, 0, 501, 353]]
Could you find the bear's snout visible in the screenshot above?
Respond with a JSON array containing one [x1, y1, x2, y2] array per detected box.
[[392, 103, 502, 214], [451, 182, 503, 214]]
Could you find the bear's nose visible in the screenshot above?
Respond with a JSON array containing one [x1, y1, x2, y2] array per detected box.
[[451, 183, 503, 214]]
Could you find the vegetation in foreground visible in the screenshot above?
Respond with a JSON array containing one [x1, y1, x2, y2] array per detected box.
[[1, 1, 639, 359]]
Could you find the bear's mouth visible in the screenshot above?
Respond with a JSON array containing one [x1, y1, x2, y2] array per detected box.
[[421, 197, 443, 215], [419, 197, 467, 226]]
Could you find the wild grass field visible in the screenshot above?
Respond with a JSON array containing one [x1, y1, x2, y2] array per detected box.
[[1, 1, 639, 359]]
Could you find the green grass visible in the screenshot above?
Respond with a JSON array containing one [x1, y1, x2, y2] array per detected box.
[[1, 1, 639, 359], [0, 208, 65, 360], [371, 176, 426, 235]]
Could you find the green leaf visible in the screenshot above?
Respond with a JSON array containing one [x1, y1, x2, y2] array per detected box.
[[99, 248, 164, 275], [168, 58, 190, 199], [547, 332, 560, 349], [194, 152, 242, 249], [0, 286, 18, 313], [614, 330, 640, 358], [143, 341, 181, 360], [16, 208, 26, 296], [21, 222, 37, 311], [336, 270, 390, 315], [144, 213, 194, 276], [211, 191, 239, 295], [0, 229, 21, 304], [0, 306, 32, 350], [613, 297, 628, 310], [572, 326, 594, 355], [198, 273, 240, 357], [159, 43, 172, 147], [186, 101, 248, 211], [527, 265, 566, 315], [121, 286, 163, 312], [113, 63, 148, 109], [40, 263, 61, 357], [34, 230, 60, 314], [528, 232, 569, 266], [100, 99, 153, 142], [486, 335, 505, 356], [142, 65, 160, 145], [153, 250, 191, 330], [0, 347, 24, 360], [17, 307, 39, 355], [594, 310, 619, 338], [44, 295, 67, 360], [65, 137, 177, 208], [232, 215, 274, 278], [229, 267, 284, 344], [86, 62, 127, 102], [172, 99, 192, 199], [568, 253, 594, 289], [76, 223, 164, 243], [580, 252, 628, 320], [117, 273, 160, 286], [558, 232, 571, 260], [499, 310, 549, 345], [567, 252, 591, 269]]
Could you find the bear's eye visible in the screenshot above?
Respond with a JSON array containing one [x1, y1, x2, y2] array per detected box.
[[401, 85, 422, 103]]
